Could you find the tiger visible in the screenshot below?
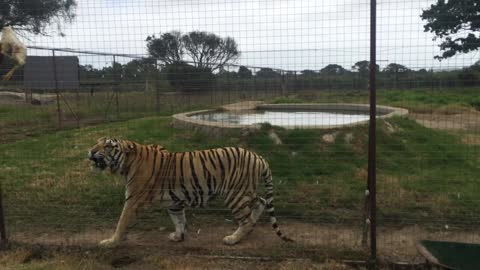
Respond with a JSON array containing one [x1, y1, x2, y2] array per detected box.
[[88, 137, 292, 247]]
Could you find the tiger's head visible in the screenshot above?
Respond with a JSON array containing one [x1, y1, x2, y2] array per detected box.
[[88, 137, 128, 173]]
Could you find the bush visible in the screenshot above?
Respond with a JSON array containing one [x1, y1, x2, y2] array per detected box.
[[469, 97, 480, 111], [458, 68, 479, 87], [162, 62, 214, 91]]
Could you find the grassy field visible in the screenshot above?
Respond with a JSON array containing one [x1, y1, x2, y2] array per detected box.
[[1, 110, 479, 233], [2, 87, 479, 143], [272, 88, 480, 114], [0, 87, 283, 143], [0, 87, 479, 268]]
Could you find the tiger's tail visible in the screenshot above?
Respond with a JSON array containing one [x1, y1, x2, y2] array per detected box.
[[263, 165, 294, 242]]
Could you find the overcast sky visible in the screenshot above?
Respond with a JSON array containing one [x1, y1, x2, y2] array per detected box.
[[27, 0, 478, 71]]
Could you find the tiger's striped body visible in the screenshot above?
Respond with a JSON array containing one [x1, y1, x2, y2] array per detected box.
[[88, 137, 291, 247]]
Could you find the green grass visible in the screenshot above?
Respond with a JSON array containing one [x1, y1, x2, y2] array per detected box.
[[3, 87, 479, 143], [0, 89, 226, 143], [271, 88, 480, 113], [1, 113, 479, 232]]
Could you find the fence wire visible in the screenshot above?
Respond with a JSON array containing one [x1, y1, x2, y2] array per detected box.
[[0, 0, 479, 268]]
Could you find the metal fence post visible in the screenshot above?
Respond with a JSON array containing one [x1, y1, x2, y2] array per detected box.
[[253, 67, 257, 99], [0, 184, 7, 248], [155, 61, 160, 114], [294, 71, 298, 93], [367, 0, 377, 269], [113, 55, 119, 119], [52, 50, 62, 128]]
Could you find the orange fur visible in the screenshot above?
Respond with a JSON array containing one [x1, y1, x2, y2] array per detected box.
[[88, 137, 292, 247]]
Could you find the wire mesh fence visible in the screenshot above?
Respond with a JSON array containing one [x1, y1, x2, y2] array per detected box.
[[0, 0, 479, 268]]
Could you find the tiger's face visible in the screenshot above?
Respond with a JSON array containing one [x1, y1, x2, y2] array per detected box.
[[88, 138, 120, 172]]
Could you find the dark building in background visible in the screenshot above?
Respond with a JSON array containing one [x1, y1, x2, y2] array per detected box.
[[24, 56, 79, 90]]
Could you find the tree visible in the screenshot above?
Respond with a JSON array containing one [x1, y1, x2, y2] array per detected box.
[[238, 66, 252, 79], [0, 0, 76, 35], [351, 61, 379, 89], [182, 31, 239, 72], [123, 59, 157, 80], [79, 64, 101, 81], [417, 68, 429, 74], [162, 62, 213, 91], [146, 32, 183, 65], [471, 60, 480, 72], [99, 62, 123, 80], [301, 69, 317, 77], [421, 0, 480, 59], [352, 61, 379, 76], [458, 68, 478, 87], [383, 63, 411, 89], [217, 67, 237, 79], [320, 64, 347, 75], [147, 31, 239, 72], [383, 63, 410, 74], [256, 68, 281, 79]]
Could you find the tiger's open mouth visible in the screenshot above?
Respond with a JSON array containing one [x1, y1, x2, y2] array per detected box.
[[90, 157, 107, 170]]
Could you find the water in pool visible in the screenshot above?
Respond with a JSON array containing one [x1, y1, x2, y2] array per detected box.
[[191, 110, 373, 127]]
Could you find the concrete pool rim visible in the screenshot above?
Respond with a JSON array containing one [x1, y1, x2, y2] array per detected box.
[[172, 103, 409, 130]]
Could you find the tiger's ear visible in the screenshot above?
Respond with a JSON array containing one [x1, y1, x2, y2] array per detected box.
[[105, 138, 118, 147]]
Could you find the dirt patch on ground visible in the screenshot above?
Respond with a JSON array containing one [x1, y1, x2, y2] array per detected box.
[[0, 91, 57, 105], [10, 222, 480, 264], [0, 247, 352, 270], [0, 91, 24, 105], [222, 101, 263, 111], [462, 134, 480, 145], [410, 112, 480, 131]]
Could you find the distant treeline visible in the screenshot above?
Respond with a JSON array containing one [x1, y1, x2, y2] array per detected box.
[[77, 59, 480, 91], [2, 57, 478, 91]]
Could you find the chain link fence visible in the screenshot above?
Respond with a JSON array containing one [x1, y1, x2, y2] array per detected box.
[[0, 0, 479, 269]]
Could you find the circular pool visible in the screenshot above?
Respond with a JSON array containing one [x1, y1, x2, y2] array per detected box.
[[173, 103, 408, 130]]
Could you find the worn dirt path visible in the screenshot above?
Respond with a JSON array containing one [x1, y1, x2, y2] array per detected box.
[[11, 222, 480, 264]]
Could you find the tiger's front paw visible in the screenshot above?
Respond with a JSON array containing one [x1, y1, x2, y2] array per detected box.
[[222, 235, 240, 245], [99, 237, 120, 247], [168, 232, 184, 242]]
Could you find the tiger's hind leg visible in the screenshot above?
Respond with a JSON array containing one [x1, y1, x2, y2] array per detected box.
[[167, 204, 187, 242], [223, 196, 255, 245], [251, 197, 266, 223]]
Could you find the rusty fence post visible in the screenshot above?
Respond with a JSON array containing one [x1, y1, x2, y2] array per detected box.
[[367, 0, 377, 269], [113, 55, 119, 119], [155, 61, 160, 114], [0, 184, 7, 248], [52, 50, 62, 128]]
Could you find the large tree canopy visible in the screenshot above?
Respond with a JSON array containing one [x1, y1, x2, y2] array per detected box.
[[320, 64, 347, 75], [352, 61, 379, 76], [0, 0, 76, 35], [146, 32, 183, 65], [122, 59, 157, 80], [182, 31, 239, 71], [256, 68, 281, 79], [421, 0, 480, 60], [301, 69, 317, 76], [383, 63, 411, 74], [238, 66, 252, 79], [146, 31, 239, 72]]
